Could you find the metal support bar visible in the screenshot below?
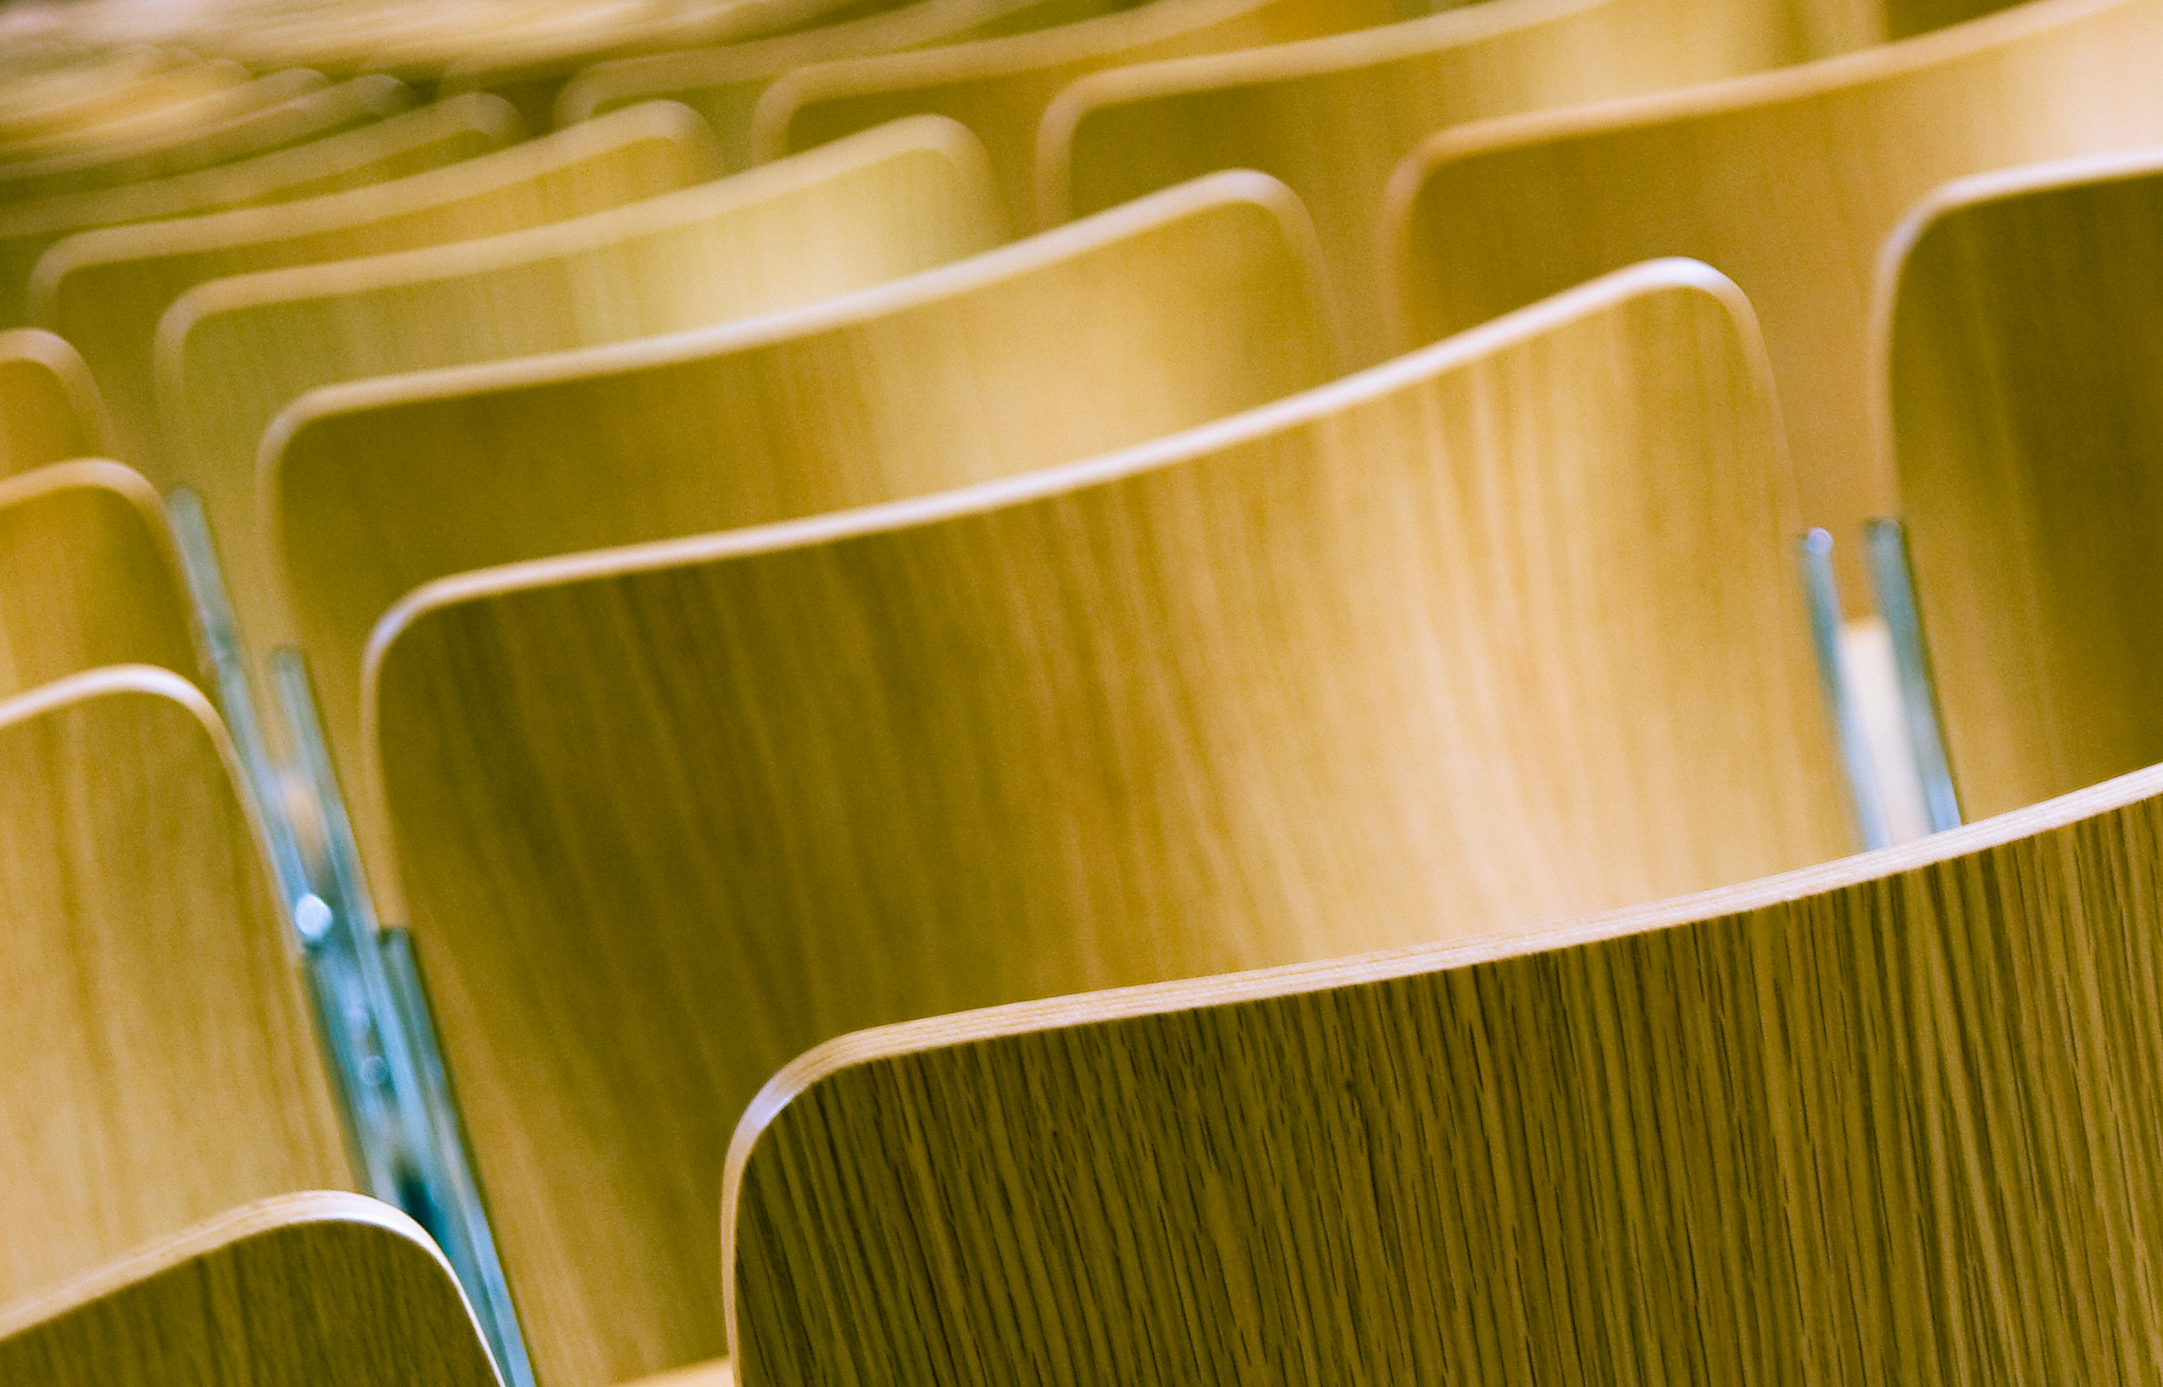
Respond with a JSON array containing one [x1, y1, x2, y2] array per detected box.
[[1798, 528, 1893, 850], [1864, 518, 1962, 834]]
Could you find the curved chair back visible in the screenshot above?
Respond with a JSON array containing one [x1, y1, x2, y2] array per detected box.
[[1877, 147, 2163, 818], [0, 90, 517, 329], [0, 328, 111, 476], [282, 171, 1335, 910], [0, 668, 351, 1307], [164, 115, 1004, 666], [0, 460, 198, 700], [1046, 0, 1806, 362], [32, 98, 718, 475], [726, 752, 2163, 1386], [0, 1194, 500, 1387], [362, 257, 1848, 1387], [757, 0, 1401, 217], [1388, 0, 2163, 604]]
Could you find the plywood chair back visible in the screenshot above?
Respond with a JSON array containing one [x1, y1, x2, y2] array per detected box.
[[724, 752, 2163, 1387], [0, 460, 199, 699], [0, 1193, 502, 1387], [1877, 147, 2163, 821], [0, 667, 352, 1307], [0, 68, 346, 201], [168, 113, 1002, 702], [1389, 0, 2163, 606], [0, 90, 521, 329], [361, 256, 1847, 1387], [1045, 0, 1807, 363], [757, 0, 1405, 218], [437, 0, 867, 131], [557, 0, 1132, 169], [0, 328, 110, 477], [285, 171, 1334, 922], [0, 57, 253, 163], [32, 98, 718, 478]]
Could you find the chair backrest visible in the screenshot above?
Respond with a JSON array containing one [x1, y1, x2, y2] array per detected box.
[[163, 114, 1004, 668], [1387, 0, 2163, 607], [0, 69, 352, 200], [0, 328, 110, 476], [31, 98, 717, 479], [556, 0, 1132, 168], [283, 170, 1336, 907], [436, 0, 865, 131], [0, 59, 259, 166], [0, 460, 199, 700], [0, 1193, 501, 1387], [1044, 0, 1805, 363], [0, 90, 521, 330], [722, 750, 2163, 1387], [0, 667, 351, 1307], [757, 0, 1403, 217], [361, 256, 1848, 1387], [1877, 147, 2163, 821]]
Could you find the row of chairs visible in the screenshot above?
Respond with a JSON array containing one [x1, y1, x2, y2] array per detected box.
[[6, 0, 2163, 1384]]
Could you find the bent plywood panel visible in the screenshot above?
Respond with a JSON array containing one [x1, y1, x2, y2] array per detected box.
[[758, 0, 1403, 217], [33, 98, 717, 477], [1878, 148, 2163, 819], [164, 114, 1004, 668], [363, 258, 1847, 1387], [0, 460, 198, 698], [0, 328, 110, 476], [725, 756, 2163, 1385], [1045, 0, 1805, 362], [1388, 0, 2163, 606], [283, 171, 1335, 927], [0, 90, 519, 330], [0, 669, 351, 1307], [0, 1193, 501, 1387]]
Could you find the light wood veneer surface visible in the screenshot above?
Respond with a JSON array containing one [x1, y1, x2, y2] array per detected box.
[[360, 257, 1846, 1387], [0, 328, 111, 476]]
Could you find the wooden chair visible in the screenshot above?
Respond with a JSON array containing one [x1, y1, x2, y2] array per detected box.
[[31, 98, 718, 477], [0, 666, 352, 1307], [0, 57, 254, 161], [281, 170, 1335, 918], [0, 460, 199, 701], [360, 257, 1850, 1387], [0, 1193, 500, 1387], [1043, 0, 1808, 363], [1876, 147, 2163, 822], [167, 113, 1002, 710], [0, 68, 351, 201], [756, 0, 1406, 218], [1386, 0, 2163, 607], [723, 751, 2163, 1387], [436, 0, 870, 131], [0, 328, 111, 477], [0, 89, 521, 329], [557, 0, 1126, 168]]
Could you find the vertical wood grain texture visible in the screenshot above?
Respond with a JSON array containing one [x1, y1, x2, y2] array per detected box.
[[0, 1193, 502, 1387], [758, 0, 1406, 219], [0, 88, 518, 330], [0, 461, 200, 699], [0, 328, 111, 476], [165, 114, 1003, 675], [726, 758, 2163, 1387], [0, 669, 353, 1308], [1046, 0, 1812, 364], [559, 0, 1129, 169], [1881, 149, 2163, 821], [1388, 0, 2163, 609], [363, 259, 1847, 1387], [33, 98, 717, 480], [285, 171, 1332, 934]]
